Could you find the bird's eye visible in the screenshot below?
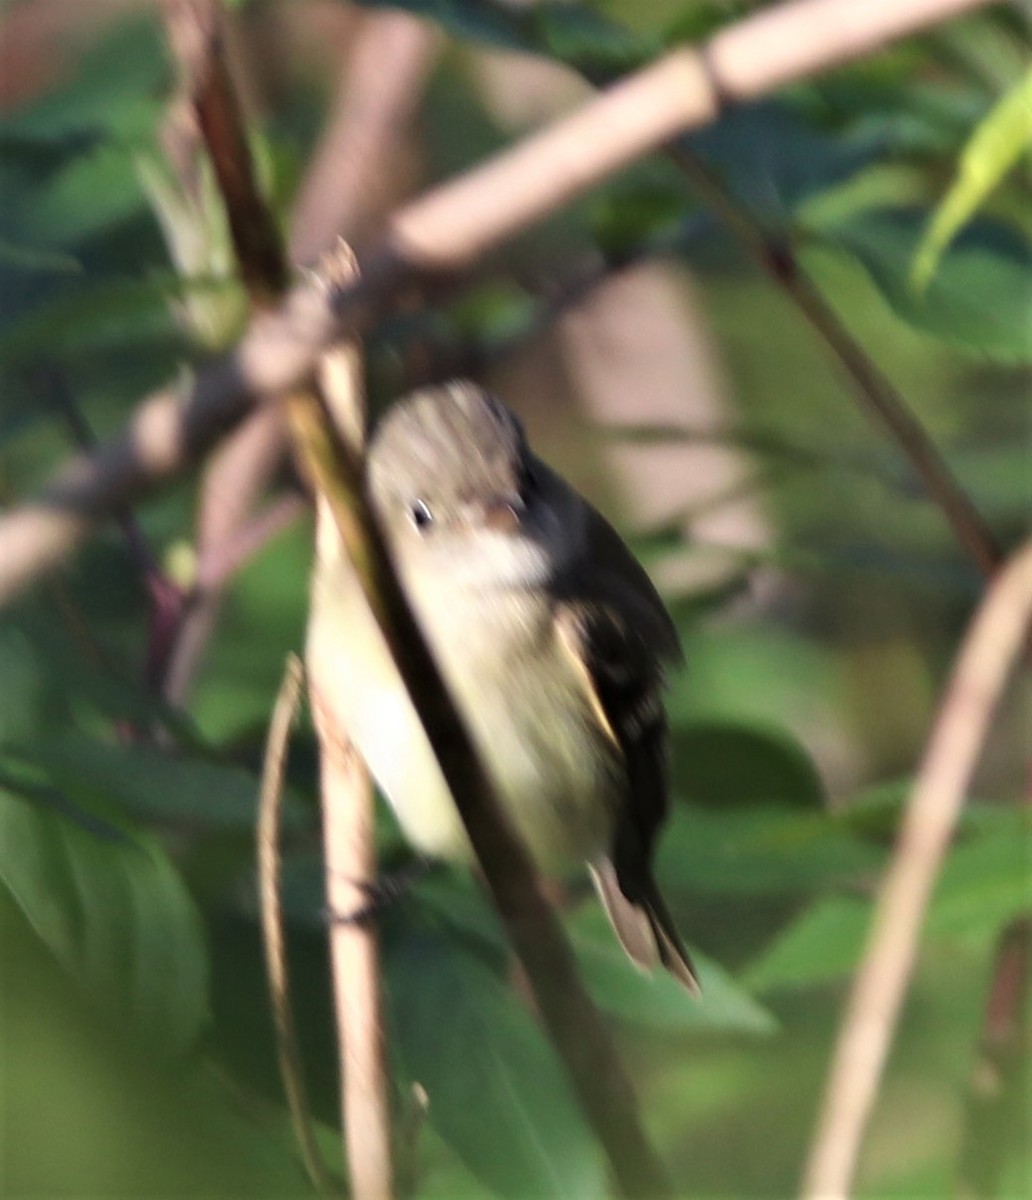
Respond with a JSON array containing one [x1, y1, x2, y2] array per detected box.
[[409, 499, 434, 531]]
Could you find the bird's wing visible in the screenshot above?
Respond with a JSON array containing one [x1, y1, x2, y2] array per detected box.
[[552, 497, 698, 992]]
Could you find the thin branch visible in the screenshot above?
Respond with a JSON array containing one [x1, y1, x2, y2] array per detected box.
[[0, 0, 994, 606], [801, 536, 1032, 1200], [292, 249, 395, 1200], [957, 914, 1032, 1199], [665, 147, 1005, 578], [167, 9, 398, 1183], [257, 654, 336, 1196], [162, 0, 288, 305], [196, 490, 306, 591], [158, 3, 440, 705], [309, 676, 394, 1200], [157, 0, 294, 703]]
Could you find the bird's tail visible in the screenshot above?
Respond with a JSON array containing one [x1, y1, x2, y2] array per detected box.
[[589, 858, 701, 996]]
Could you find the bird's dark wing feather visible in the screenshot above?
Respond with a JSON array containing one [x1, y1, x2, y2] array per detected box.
[[553, 504, 698, 993]]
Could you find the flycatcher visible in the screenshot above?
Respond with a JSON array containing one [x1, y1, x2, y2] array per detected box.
[[307, 380, 698, 993]]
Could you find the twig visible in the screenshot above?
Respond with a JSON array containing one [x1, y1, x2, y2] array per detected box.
[[292, 249, 395, 1200], [665, 147, 1005, 579], [801, 536, 1032, 1200], [158, 3, 440, 705], [158, 0, 294, 703], [37, 366, 188, 693], [956, 918, 1031, 1197], [196, 490, 306, 591], [257, 654, 335, 1196], [162, 0, 288, 305], [0, 0, 994, 605], [310, 677, 393, 1200]]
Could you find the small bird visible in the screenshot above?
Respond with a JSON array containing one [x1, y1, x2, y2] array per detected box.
[[307, 381, 698, 993]]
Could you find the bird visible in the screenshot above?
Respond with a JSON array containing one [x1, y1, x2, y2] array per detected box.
[[306, 380, 698, 994]]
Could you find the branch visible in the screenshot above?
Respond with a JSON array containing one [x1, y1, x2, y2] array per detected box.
[[801, 536, 1032, 1200], [257, 654, 336, 1196], [289, 252, 395, 1199], [162, 0, 288, 305], [157, 0, 294, 702], [957, 915, 1032, 1198], [158, 4, 440, 704], [0, 0, 993, 606], [665, 148, 1004, 578], [310, 674, 394, 1200]]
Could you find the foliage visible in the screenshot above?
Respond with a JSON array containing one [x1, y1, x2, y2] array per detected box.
[[1, 2, 1029, 1198]]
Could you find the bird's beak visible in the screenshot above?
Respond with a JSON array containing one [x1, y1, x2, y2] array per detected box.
[[479, 495, 524, 534]]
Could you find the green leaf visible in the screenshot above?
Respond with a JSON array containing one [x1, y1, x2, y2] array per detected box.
[[0, 786, 209, 1054], [385, 910, 604, 1200], [745, 812, 1032, 991], [658, 804, 882, 896], [0, 272, 218, 369], [15, 141, 149, 247], [670, 720, 826, 810], [686, 101, 878, 217], [912, 67, 1032, 290], [533, 5, 657, 76], [926, 819, 1032, 939], [0, 20, 163, 142], [0, 237, 82, 274], [9, 732, 304, 832], [350, 0, 537, 55], [743, 894, 869, 992], [568, 905, 777, 1035], [812, 207, 1032, 361]]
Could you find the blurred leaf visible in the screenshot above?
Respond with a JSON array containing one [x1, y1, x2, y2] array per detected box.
[[351, 0, 537, 54], [745, 812, 1032, 991], [686, 101, 878, 218], [743, 894, 869, 992], [659, 804, 882, 896], [0, 21, 164, 142], [0, 786, 209, 1054], [9, 731, 305, 832], [0, 625, 55, 745], [927, 819, 1032, 939], [385, 910, 605, 1200], [0, 237, 82, 274], [670, 720, 826, 810], [803, 76, 988, 158], [912, 68, 1032, 290], [3, 896, 311, 1197], [568, 904, 777, 1034], [532, 4, 657, 76], [15, 142, 150, 248], [0, 273, 199, 370], [812, 208, 1032, 360], [662, 2, 752, 45], [954, 442, 1032, 519]]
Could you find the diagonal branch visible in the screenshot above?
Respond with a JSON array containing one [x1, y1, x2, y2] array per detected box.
[[257, 653, 336, 1196], [157, 0, 293, 703], [665, 147, 1004, 578], [801, 536, 1032, 1200], [0, 0, 993, 607], [162, 0, 288, 304]]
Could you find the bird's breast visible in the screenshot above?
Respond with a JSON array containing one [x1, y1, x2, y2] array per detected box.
[[307, 558, 619, 875]]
